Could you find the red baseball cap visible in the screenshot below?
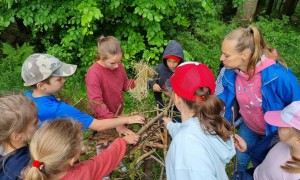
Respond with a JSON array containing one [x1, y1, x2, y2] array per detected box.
[[170, 62, 216, 101], [164, 55, 181, 62]]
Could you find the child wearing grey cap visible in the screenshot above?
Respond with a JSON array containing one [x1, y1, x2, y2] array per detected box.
[[21, 53, 144, 132]]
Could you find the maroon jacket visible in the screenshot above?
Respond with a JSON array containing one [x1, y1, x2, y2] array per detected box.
[[85, 62, 134, 119]]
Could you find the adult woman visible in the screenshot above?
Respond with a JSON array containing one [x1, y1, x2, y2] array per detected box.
[[216, 25, 300, 172]]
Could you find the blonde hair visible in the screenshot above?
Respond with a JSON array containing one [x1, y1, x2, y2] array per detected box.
[[0, 94, 37, 144], [96, 36, 123, 61], [24, 119, 83, 180], [224, 25, 287, 79], [182, 87, 232, 141], [281, 128, 300, 173]]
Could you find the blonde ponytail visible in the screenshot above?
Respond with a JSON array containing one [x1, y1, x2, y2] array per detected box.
[[23, 119, 83, 179]]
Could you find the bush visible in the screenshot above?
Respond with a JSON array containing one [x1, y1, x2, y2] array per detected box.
[[0, 42, 34, 92]]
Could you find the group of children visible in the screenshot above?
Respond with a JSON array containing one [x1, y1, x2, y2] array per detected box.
[[1, 25, 300, 180]]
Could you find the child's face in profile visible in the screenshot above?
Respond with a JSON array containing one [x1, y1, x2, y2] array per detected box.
[[101, 53, 122, 70], [166, 58, 179, 72], [42, 76, 66, 94]]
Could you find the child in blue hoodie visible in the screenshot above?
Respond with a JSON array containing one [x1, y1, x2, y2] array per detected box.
[[163, 62, 235, 180], [148, 40, 184, 122], [0, 94, 38, 179]]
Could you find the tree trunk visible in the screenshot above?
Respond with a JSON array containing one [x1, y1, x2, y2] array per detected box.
[[237, 0, 259, 22], [281, 0, 299, 16], [266, 0, 275, 15]]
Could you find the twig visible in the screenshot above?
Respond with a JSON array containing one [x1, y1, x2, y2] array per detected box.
[[232, 106, 238, 173], [150, 155, 165, 167], [115, 104, 122, 116], [163, 125, 168, 159], [136, 150, 155, 165], [72, 97, 83, 107], [137, 99, 172, 135], [159, 166, 165, 180], [144, 143, 164, 149]]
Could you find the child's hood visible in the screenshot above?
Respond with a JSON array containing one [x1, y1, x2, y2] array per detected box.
[[162, 40, 184, 65], [209, 135, 236, 163]]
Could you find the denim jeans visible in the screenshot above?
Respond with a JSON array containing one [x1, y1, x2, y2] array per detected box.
[[237, 122, 265, 171]]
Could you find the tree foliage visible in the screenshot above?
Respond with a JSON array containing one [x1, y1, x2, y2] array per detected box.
[[0, 0, 218, 70]]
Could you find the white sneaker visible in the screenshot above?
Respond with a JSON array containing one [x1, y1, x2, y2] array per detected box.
[[119, 161, 127, 172], [102, 176, 110, 180]]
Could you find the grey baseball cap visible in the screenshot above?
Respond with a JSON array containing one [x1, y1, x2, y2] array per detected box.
[[21, 53, 77, 86]]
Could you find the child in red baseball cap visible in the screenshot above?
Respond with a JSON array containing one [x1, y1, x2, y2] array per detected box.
[[235, 101, 300, 179], [163, 62, 235, 179], [148, 40, 184, 122]]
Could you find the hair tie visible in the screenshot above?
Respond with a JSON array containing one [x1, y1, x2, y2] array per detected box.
[[246, 27, 253, 34], [196, 96, 205, 102], [99, 35, 105, 40], [32, 160, 44, 170]]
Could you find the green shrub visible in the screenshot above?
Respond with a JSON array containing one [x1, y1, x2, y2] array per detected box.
[[0, 42, 34, 92]]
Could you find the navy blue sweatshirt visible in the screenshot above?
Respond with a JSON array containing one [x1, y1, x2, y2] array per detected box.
[[149, 40, 184, 108]]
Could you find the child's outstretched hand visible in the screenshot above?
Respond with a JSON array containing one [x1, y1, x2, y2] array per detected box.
[[123, 133, 140, 145], [162, 117, 172, 126], [126, 115, 145, 125], [153, 83, 162, 92], [234, 134, 247, 152], [116, 125, 134, 136]]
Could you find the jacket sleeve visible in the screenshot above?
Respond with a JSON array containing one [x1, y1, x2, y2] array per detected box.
[[85, 70, 115, 119], [148, 67, 159, 89], [276, 68, 300, 103], [215, 67, 226, 96], [82, 138, 127, 179], [121, 65, 135, 91], [166, 122, 181, 138]]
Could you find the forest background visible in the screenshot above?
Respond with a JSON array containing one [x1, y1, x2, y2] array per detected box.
[[1, 0, 300, 179]]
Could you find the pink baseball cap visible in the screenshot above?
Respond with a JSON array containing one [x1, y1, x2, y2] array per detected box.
[[170, 62, 216, 101], [264, 101, 300, 130]]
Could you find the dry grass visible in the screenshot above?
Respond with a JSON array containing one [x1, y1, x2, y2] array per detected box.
[[129, 62, 157, 102]]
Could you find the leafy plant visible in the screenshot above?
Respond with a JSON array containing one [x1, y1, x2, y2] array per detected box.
[[0, 42, 34, 92]]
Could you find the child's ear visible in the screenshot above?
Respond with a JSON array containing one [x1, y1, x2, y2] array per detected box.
[[174, 94, 180, 104], [36, 82, 44, 89], [11, 132, 22, 141], [68, 156, 79, 167], [36, 82, 47, 91], [295, 136, 300, 145]]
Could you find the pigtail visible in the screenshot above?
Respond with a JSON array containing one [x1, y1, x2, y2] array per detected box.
[[280, 128, 300, 174], [24, 166, 47, 180], [184, 87, 232, 141], [246, 26, 261, 78], [23, 119, 83, 180], [281, 155, 300, 174]]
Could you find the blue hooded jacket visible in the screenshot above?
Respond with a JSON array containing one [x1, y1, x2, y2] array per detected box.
[[216, 62, 300, 135], [0, 146, 30, 180]]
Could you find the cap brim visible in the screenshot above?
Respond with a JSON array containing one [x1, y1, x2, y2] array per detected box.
[[264, 110, 291, 128], [52, 63, 77, 77]]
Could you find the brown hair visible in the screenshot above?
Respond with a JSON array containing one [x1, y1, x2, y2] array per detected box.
[[182, 87, 232, 141], [24, 119, 83, 180], [96, 36, 123, 61], [280, 128, 300, 173], [30, 76, 53, 89], [224, 25, 287, 79], [0, 94, 37, 144]]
